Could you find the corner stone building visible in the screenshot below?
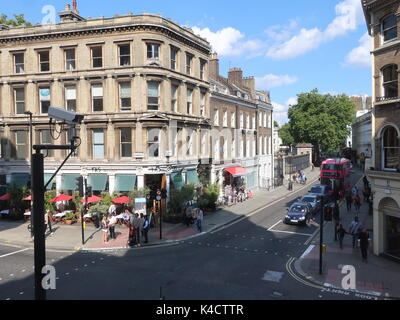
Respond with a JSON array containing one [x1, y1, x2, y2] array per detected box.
[[0, 6, 212, 200], [363, 0, 400, 261]]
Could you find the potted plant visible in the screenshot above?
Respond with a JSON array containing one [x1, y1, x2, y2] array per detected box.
[[64, 212, 76, 225]]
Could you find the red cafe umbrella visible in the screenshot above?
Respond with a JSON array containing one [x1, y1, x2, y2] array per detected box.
[[81, 195, 102, 204], [0, 194, 11, 201], [50, 194, 74, 202], [112, 196, 131, 204], [23, 195, 32, 201]]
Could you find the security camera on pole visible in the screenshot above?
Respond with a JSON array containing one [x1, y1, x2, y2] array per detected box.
[[32, 106, 83, 300]]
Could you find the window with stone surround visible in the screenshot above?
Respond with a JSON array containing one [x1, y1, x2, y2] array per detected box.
[[170, 46, 178, 70], [119, 82, 131, 111], [91, 46, 103, 68], [119, 44, 131, 67], [147, 43, 160, 60], [39, 51, 50, 72], [147, 81, 160, 111], [92, 129, 105, 159], [15, 131, 27, 160], [187, 89, 193, 114], [40, 130, 53, 157], [39, 87, 51, 114], [382, 14, 397, 43], [148, 128, 160, 158], [171, 85, 178, 112], [65, 85, 77, 112], [382, 126, 400, 170], [14, 53, 24, 74], [65, 49, 76, 71], [120, 128, 132, 158], [91, 84, 103, 112], [382, 64, 398, 99], [14, 88, 25, 115]]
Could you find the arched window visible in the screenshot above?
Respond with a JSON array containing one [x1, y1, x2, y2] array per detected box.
[[382, 14, 397, 42], [382, 64, 398, 99], [382, 126, 400, 170]]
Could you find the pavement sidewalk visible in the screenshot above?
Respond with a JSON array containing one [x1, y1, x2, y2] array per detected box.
[[294, 169, 400, 299], [0, 167, 320, 252]]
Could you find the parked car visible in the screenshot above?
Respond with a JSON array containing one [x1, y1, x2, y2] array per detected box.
[[284, 202, 312, 226], [309, 184, 332, 201], [299, 194, 321, 215]]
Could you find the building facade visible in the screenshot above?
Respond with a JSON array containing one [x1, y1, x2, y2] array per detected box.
[[0, 6, 212, 201], [363, 0, 400, 261], [208, 54, 274, 199]]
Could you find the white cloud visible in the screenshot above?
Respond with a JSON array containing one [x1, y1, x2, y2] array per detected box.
[[192, 26, 264, 57], [266, 0, 364, 60], [344, 32, 371, 68], [286, 97, 298, 106], [256, 74, 298, 89], [272, 101, 290, 125]]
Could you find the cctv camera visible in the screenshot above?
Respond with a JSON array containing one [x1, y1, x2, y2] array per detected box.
[[48, 106, 84, 124]]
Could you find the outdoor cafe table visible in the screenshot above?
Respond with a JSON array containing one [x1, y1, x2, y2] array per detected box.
[[0, 209, 9, 217]]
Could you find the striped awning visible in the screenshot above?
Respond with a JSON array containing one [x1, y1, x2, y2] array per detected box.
[[10, 173, 30, 189], [61, 173, 80, 191], [88, 174, 108, 191], [115, 174, 137, 192], [171, 172, 184, 189], [186, 170, 200, 185]]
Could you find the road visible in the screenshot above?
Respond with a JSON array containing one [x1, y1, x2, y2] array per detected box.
[[0, 171, 371, 300]]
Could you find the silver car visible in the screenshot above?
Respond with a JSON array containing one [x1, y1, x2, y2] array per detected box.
[[300, 194, 321, 214]]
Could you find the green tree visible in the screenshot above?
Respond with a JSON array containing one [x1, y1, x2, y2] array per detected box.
[[288, 89, 355, 162], [279, 123, 294, 147], [0, 14, 32, 26], [274, 121, 280, 128]]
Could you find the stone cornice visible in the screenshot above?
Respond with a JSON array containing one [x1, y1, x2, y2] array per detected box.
[[0, 21, 211, 55]]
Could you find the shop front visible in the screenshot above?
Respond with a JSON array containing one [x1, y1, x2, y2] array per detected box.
[[222, 166, 247, 205]]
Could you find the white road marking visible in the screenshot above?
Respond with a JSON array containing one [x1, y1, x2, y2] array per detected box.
[[262, 271, 284, 283], [0, 248, 29, 258], [268, 221, 282, 231], [269, 229, 313, 237]]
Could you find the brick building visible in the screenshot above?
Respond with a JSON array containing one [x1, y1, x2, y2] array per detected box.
[[363, 0, 400, 261], [208, 53, 273, 198]]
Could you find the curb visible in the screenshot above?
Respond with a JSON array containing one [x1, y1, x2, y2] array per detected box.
[[290, 257, 399, 300], [1, 172, 321, 253]]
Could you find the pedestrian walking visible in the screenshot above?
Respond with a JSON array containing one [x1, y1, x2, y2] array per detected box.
[[142, 214, 150, 244], [44, 210, 54, 235], [101, 216, 109, 244], [359, 228, 370, 262], [349, 217, 362, 249], [363, 176, 369, 189], [345, 193, 353, 212], [354, 195, 362, 212], [108, 213, 117, 240], [337, 224, 347, 250], [195, 208, 204, 233], [132, 213, 142, 246], [352, 186, 359, 197]]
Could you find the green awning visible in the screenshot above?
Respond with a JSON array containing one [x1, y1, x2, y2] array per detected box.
[[44, 174, 56, 190], [186, 170, 200, 185], [88, 174, 108, 191], [115, 174, 137, 192], [171, 172, 184, 189], [61, 173, 80, 191], [10, 173, 30, 189]]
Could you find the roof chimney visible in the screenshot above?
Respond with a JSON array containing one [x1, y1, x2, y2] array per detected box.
[[209, 52, 219, 80], [228, 68, 243, 87], [72, 0, 77, 13]]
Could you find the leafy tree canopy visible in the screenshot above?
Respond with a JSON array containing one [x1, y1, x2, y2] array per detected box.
[[279, 123, 294, 147], [274, 121, 280, 128], [0, 14, 32, 27], [287, 89, 355, 155]]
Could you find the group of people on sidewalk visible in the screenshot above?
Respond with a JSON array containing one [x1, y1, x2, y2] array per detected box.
[[183, 206, 204, 233], [336, 176, 372, 263], [101, 205, 150, 247]]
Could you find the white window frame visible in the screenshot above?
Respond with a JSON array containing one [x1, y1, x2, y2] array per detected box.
[[120, 127, 132, 158], [65, 48, 76, 71], [119, 82, 132, 111], [91, 83, 104, 112], [14, 87, 25, 115], [187, 89, 193, 114], [171, 85, 178, 112], [382, 14, 398, 43], [147, 81, 160, 111], [92, 129, 105, 159], [39, 87, 51, 114], [65, 85, 77, 112], [91, 46, 103, 68], [147, 43, 160, 60], [14, 53, 25, 74], [38, 51, 50, 72]]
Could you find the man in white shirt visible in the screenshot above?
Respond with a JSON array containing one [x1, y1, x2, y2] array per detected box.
[[108, 214, 118, 240]]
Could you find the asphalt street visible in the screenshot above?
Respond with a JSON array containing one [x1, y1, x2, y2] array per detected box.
[[0, 172, 370, 301]]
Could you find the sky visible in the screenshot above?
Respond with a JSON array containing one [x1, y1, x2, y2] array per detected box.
[[3, 0, 372, 126]]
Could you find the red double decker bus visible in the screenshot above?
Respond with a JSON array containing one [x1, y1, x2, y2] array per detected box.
[[320, 158, 351, 198]]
